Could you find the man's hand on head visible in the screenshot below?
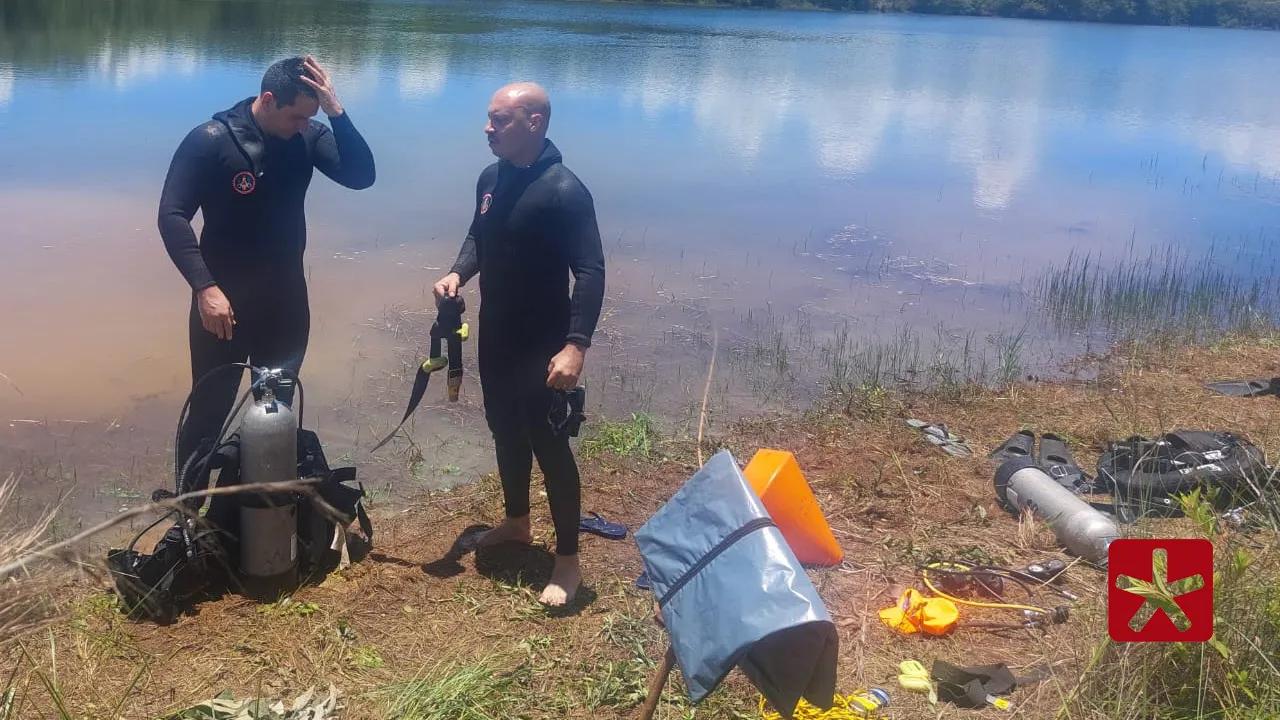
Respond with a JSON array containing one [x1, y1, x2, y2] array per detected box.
[[546, 343, 586, 390], [197, 285, 235, 341], [299, 55, 344, 117]]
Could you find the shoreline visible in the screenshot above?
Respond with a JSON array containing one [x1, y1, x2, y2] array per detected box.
[[5, 331, 1279, 718]]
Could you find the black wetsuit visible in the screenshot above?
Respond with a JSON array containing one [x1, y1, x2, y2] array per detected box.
[[450, 139, 606, 557], [158, 97, 375, 466]]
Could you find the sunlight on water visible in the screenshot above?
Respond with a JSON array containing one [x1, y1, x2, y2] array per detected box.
[[2, 1, 1279, 492]]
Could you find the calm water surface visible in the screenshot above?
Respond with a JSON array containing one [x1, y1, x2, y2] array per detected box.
[[2, 0, 1279, 511]]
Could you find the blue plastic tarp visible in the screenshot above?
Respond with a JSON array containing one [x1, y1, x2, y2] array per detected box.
[[635, 450, 838, 717]]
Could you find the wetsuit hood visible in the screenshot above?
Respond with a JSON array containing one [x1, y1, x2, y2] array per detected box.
[[213, 97, 266, 177]]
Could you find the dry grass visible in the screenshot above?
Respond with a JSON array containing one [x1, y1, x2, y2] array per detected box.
[[4, 335, 1280, 718], [0, 473, 65, 649]]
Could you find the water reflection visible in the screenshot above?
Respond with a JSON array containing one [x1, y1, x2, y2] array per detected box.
[[0, 64, 11, 106], [1, 0, 1278, 269], [4, 0, 1280, 208], [397, 44, 450, 99], [952, 44, 1048, 212], [95, 45, 197, 88], [4, 0, 1280, 498]]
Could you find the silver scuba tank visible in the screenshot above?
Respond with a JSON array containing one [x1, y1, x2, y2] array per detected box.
[[238, 375, 299, 599], [995, 458, 1120, 565]]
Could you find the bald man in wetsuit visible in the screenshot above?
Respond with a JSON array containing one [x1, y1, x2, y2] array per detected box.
[[433, 82, 606, 606]]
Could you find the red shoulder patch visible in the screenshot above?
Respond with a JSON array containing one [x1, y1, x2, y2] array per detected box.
[[233, 171, 256, 195]]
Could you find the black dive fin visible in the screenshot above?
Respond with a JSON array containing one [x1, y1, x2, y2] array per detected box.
[[1038, 433, 1089, 492], [1205, 377, 1279, 397], [370, 362, 436, 453], [988, 430, 1035, 462]]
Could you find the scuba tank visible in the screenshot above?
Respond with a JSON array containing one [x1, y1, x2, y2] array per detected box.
[[995, 458, 1120, 565], [107, 365, 374, 620], [238, 372, 300, 599]]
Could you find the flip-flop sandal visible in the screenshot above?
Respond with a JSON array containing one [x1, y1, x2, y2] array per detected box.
[[635, 570, 652, 591], [988, 430, 1035, 462], [579, 512, 627, 540], [906, 419, 974, 457]]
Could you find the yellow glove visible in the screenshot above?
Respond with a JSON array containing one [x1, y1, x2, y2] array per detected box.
[[897, 660, 937, 706]]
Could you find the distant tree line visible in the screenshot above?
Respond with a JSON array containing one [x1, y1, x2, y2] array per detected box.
[[654, 0, 1280, 28]]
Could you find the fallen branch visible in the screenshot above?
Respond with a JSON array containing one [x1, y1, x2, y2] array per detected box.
[[0, 478, 335, 580], [696, 325, 720, 467], [0, 370, 22, 396]]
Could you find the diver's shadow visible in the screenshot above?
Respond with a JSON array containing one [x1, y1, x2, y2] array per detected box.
[[422, 524, 490, 578], [368, 552, 419, 569], [474, 540, 599, 618], [475, 539, 555, 585], [419, 524, 598, 616]]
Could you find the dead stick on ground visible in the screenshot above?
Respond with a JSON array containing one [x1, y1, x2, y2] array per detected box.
[[0, 479, 324, 579], [696, 325, 719, 467], [640, 322, 719, 719], [639, 645, 677, 720], [0, 371, 23, 396]]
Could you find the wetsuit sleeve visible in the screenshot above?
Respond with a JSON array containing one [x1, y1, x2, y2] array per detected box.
[[561, 184, 606, 348], [158, 127, 217, 291], [450, 217, 480, 284], [449, 174, 484, 283], [311, 112, 376, 190]]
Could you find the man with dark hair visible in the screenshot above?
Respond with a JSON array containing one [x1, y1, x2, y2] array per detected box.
[[433, 81, 605, 607], [159, 55, 375, 469]]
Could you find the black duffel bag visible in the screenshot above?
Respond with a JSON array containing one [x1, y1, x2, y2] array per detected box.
[[1097, 429, 1270, 513]]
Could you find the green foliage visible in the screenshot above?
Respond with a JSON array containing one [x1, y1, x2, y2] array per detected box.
[[258, 598, 320, 618], [1036, 248, 1280, 345], [352, 646, 385, 670], [378, 660, 528, 720], [1067, 486, 1280, 718], [581, 413, 656, 459], [820, 321, 1024, 410]]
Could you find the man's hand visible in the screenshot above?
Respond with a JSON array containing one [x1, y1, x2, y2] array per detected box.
[[547, 343, 586, 390], [299, 55, 344, 117], [433, 272, 461, 301], [198, 285, 235, 340]]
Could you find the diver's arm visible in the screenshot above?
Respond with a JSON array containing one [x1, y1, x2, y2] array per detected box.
[[305, 55, 375, 190], [158, 127, 217, 291], [562, 184, 605, 349], [449, 174, 486, 284], [311, 114, 376, 190]]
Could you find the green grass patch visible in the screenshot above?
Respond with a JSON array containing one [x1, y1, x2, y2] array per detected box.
[[377, 659, 528, 720], [1064, 488, 1280, 719], [582, 413, 656, 459]]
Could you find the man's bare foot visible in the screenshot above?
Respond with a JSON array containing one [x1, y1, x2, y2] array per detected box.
[[474, 515, 533, 548], [539, 553, 581, 607]]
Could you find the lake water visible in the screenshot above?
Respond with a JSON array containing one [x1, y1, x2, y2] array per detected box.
[[3, 0, 1280, 513]]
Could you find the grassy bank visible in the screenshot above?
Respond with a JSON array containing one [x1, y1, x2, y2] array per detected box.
[[5, 330, 1280, 718]]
